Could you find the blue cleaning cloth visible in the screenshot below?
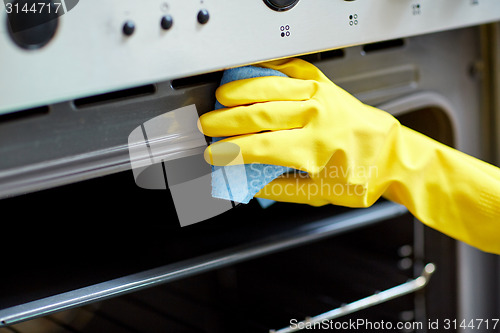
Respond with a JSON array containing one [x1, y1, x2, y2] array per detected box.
[[211, 66, 294, 204]]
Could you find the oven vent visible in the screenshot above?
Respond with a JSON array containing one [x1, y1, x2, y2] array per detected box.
[[319, 49, 345, 60], [300, 48, 345, 63], [0, 105, 49, 123], [171, 71, 224, 90], [73, 84, 156, 109], [362, 39, 405, 54]]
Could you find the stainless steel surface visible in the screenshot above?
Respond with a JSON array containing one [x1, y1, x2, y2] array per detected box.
[[0, 201, 408, 327], [271, 263, 436, 333], [0, 27, 486, 199], [458, 245, 499, 333], [1, 0, 500, 114]]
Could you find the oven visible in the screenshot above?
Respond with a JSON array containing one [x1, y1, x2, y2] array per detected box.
[[1, 1, 500, 332]]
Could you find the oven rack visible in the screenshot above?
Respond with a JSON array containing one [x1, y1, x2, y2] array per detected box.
[[0, 201, 408, 327], [0, 260, 428, 333], [271, 263, 435, 333]]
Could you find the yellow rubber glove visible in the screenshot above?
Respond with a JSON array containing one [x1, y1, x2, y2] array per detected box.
[[199, 58, 500, 254]]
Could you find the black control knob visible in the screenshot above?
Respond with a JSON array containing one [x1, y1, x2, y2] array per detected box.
[[264, 0, 299, 11], [6, 0, 59, 50], [160, 15, 173, 30], [122, 20, 135, 36], [197, 9, 210, 24]]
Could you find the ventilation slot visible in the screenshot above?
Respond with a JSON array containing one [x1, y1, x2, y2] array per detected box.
[[300, 48, 345, 63], [171, 71, 223, 90], [320, 49, 345, 60], [73, 84, 156, 109], [362, 39, 405, 54], [0, 105, 49, 123]]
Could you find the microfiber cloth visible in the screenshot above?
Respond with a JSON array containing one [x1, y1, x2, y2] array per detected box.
[[211, 66, 294, 205]]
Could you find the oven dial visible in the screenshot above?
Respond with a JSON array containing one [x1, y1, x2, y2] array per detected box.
[[6, 0, 59, 50], [264, 0, 299, 11]]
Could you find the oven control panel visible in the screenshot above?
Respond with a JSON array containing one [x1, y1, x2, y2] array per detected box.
[[0, 0, 499, 114]]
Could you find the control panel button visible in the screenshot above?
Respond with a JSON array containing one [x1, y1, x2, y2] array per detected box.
[[161, 15, 173, 30], [6, 0, 59, 50], [197, 9, 210, 24], [122, 20, 135, 36], [264, 0, 299, 11]]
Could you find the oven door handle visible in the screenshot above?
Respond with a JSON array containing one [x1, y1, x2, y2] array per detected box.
[[270, 263, 436, 333]]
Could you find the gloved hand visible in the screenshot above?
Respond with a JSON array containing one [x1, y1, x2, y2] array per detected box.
[[199, 58, 500, 254]]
